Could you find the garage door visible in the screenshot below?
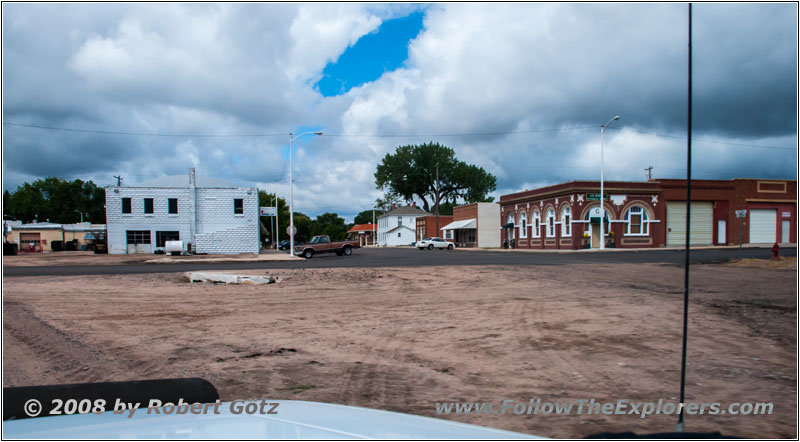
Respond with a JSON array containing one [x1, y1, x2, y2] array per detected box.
[[749, 209, 776, 243], [666, 202, 713, 246], [19, 233, 40, 243]]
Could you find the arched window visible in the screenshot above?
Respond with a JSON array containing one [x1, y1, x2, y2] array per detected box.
[[546, 209, 555, 237], [519, 212, 528, 238], [625, 206, 649, 235], [532, 209, 541, 238], [561, 207, 571, 236]]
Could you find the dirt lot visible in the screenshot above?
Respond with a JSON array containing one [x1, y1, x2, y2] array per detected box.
[[3, 250, 293, 266], [3, 260, 796, 438]]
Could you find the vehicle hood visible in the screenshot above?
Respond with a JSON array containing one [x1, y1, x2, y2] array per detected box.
[[3, 400, 540, 439]]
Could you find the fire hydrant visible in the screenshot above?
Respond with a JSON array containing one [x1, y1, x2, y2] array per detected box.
[[772, 242, 780, 260]]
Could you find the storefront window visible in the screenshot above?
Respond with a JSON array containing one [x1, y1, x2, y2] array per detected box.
[[625, 206, 649, 235]]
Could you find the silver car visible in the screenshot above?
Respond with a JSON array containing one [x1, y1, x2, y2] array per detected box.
[[416, 237, 455, 250]]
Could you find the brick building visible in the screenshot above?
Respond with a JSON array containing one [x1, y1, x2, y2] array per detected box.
[[441, 202, 501, 248], [105, 169, 259, 254], [499, 178, 795, 250], [415, 215, 453, 242]]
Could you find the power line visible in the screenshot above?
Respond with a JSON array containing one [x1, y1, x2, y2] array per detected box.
[[5, 120, 795, 151], [321, 126, 599, 138]]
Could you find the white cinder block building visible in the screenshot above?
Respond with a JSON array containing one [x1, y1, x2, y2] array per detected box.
[[377, 205, 431, 246], [105, 170, 259, 254]]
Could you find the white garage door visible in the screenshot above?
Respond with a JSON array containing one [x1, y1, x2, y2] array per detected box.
[[749, 209, 777, 244], [667, 202, 713, 246]]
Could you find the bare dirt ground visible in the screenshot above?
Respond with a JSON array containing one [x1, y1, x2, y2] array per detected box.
[[3, 250, 293, 266], [3, 261, 796, 438]]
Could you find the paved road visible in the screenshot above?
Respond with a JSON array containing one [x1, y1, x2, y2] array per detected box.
[[3, 246, 795, 277]]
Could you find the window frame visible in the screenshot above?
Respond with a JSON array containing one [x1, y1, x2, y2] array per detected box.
[[561, 207, 572, 236], [122, 198, 132, 214], [143, 198, 154, 214], [126, 230, 151, 245], [519, 211, 528, 239], [532, 210, 541, 238], [546, 209, 555, 238], [168, 198, 178, 215], [234, 198, 244, 215], [625, 206, 649, 236]]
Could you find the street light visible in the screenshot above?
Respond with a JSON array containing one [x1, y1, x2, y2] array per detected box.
[[600, 115, 620, 250], [288, 131, 323, 256]]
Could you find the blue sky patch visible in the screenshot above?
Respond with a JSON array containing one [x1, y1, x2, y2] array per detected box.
[[316, 11, 425, 97]]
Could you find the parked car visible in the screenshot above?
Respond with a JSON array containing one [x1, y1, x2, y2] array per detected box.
[[416, 237, 455, 250], [294, 235, 360, 259], [278, 239, 303, 250]]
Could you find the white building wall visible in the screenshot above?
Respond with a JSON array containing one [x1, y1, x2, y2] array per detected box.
[[477, 202, 501, 248], [105, 186, 258, 254], [377, 215, 419, 246]]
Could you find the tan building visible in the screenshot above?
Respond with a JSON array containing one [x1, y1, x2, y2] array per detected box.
[[6, 222, 64, 252]]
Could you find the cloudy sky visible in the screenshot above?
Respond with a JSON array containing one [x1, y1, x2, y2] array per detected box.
[[2, 3, 796, 221]]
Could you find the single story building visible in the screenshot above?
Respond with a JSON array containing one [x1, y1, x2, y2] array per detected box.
[[5, 222, 64, 252], [347, 223, 377, 246], [377, 204, 431, 246], [105, 169, 259, 254], [498, 178, 795, 249], [415, 215, 453, 242], [441, 202, 501, 248]]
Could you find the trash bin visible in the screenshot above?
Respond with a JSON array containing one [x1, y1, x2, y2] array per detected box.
[[3, 243, 18, 256], [81, 245, 86, 251]]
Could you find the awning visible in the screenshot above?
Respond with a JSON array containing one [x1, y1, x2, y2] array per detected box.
[[442, 219, 477, 230], [501, 222, 514, 229]]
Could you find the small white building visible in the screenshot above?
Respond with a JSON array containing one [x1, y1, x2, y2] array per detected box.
[[105, 169, 259, 254], [377, 205, 431, 246]]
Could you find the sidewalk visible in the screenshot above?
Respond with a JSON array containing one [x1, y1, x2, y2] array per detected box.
[[145, 249, 303, 264], [454, 243, 797, 253]]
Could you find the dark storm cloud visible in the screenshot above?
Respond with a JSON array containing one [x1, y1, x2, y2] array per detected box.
[[1, 3, 796, 218]]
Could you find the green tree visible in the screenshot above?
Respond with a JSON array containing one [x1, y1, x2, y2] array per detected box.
[[292, 212, 314, 243], [4, 177, 106, 223], [353, 209, 384, 225], [375, 142, 496, 213], [312, 212, 348, 241]]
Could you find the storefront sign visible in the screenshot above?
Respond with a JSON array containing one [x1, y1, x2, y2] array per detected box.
[[587, 193, 608, 201], [260, 207, 276, 216], [735, 210, 747, 218], [782, 212, 791, 218]]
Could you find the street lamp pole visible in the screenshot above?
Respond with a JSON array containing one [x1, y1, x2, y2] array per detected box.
[[288, 131, 323, 257], [600, 115, 620, 250]]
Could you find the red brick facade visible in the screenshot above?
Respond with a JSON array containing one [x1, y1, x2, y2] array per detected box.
[[415, 215, 453, 241], [499, 179, 796, 249]]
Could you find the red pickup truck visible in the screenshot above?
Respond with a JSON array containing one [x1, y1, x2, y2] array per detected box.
[[294, 235, 360, 259]]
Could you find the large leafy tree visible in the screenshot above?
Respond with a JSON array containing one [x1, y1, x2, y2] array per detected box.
[[4, 177, 106, 223], [311, 212, 348, 241], [375, 142, 496, 213], [353, 209, 385, 225]]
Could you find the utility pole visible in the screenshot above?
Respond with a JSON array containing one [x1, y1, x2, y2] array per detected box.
[[435, 162, 440, 236], [645, 166, 653, 181], [113, 175, 123, 186]]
